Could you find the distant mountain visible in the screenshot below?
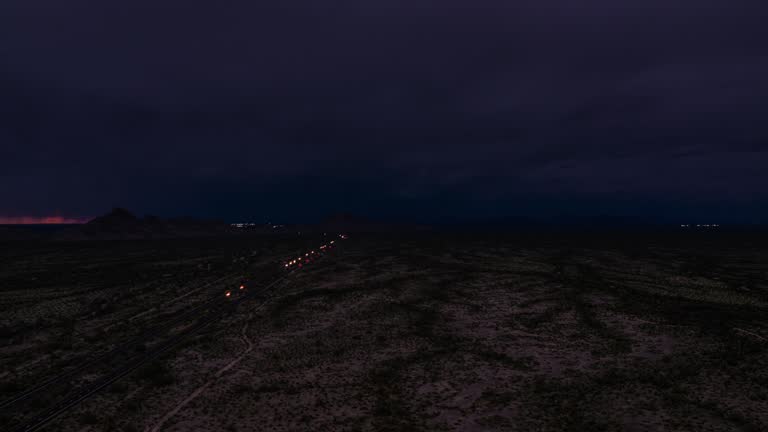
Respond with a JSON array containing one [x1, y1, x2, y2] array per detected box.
[[317, 212, 430, 233], [75, 208, 230, 238], [85, 208, 141, 233], [321, 212, 373, 226]]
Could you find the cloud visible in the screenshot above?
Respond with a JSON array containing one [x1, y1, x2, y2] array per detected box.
[[1, 0, 767, 221]]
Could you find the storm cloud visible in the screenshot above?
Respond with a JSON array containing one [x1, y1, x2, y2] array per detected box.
[[2, 0, 767, 222]]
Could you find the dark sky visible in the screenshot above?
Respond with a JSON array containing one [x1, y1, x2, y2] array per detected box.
[[2, 0, 767, 224]]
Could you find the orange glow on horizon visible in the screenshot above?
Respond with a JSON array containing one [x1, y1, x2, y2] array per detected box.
[[0, 216, 89, 225]]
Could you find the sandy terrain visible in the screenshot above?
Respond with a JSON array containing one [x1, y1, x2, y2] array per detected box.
[[2, 232, 768, 431]]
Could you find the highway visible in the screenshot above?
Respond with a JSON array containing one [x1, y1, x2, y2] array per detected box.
[[0, 274, 239, 411], [2, 236, 346, 432]]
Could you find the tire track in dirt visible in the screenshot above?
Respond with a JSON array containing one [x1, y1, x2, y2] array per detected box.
[[146, 311, 255, 432]]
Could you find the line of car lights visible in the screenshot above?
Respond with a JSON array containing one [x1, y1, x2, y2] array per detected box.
[[224, 284, 246, 298], [284, 234, 348, 270], [224, 234, 348, 298]]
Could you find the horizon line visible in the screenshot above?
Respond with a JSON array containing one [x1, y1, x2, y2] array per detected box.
[[0, 216, 91, 225]]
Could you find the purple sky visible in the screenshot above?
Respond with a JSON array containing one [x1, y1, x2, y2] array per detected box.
[[2, 0, 767, 223]]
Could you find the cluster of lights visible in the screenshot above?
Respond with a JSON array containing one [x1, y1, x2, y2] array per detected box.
[[228, 235, 348, 296], [224, 283, 248, 298], [283, 234, 347, 269], [231, 223, 258, 228], [284, 250, 317, 269], [232, 223, 286, 229], [680, 224, 720, 228]]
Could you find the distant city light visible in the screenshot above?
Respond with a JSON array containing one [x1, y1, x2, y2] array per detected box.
[[230, 222, 284, 229], [231, 223, 257, 228]]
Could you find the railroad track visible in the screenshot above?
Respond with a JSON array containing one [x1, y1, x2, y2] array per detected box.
[[2, 238, 345, 432], [9, 276, 291, 432], [0, 274, 243, 411]]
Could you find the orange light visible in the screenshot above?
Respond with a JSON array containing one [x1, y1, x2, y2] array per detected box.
[[239, 285, 245, 290], [225, 291, 232, 297]]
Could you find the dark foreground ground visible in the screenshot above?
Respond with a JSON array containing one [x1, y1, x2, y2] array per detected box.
[[1, 231, 767, 431]]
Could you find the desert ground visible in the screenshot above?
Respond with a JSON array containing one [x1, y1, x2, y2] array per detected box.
[[2, 231, 768, 431]]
